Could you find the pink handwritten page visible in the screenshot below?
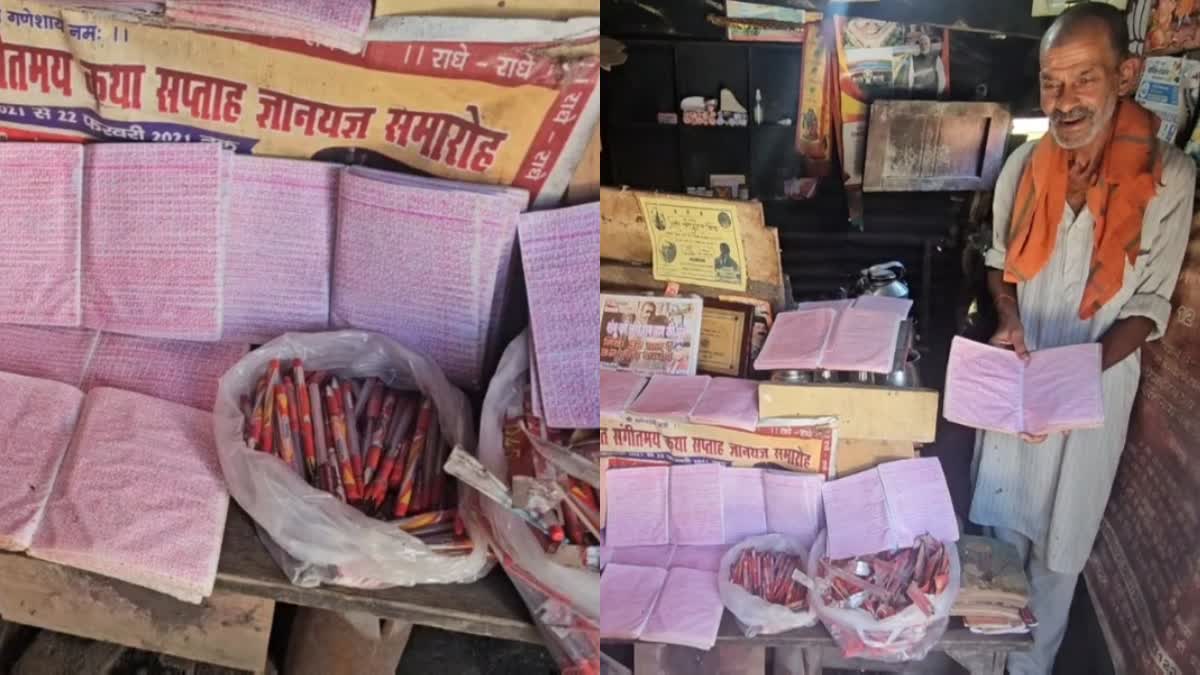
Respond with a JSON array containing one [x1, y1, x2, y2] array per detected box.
[[820, 308, 902, 373], [670, 546, 730, 573], [604, 466, 670, 547], [0, 326, 97, 387], [943, 337, 1024, 433], [627, 374, 711, 419], [753, 308, 836, 371], [222, 156, 337, 343], [165, 0, 372, 53], [603, 545, 675, 569], [332, 169, 527, 390], [721, 467, 767, 544], [0, 143, 83, 327], [822, 468, 892, 559], [519, 202, 601, 429], [852, 295, 913, 318], [30, 388, 228, 603], [1022, 343, 1104, 435], [763, 470, 824, 550], [640, 566, 725, 650], [0, 372, 83, 552], [668, 463, 724, 546], [944, 337, 1103, 435], [599, 563, 668, 640], [81, 332, 248, 412], [600, 370, 648, 419], [82, 143, 228, 341], [689, 377, 759, 431], [877, 457, 959, 545]]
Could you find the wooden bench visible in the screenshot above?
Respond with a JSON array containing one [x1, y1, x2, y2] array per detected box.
[[608, 613, 1031, 675], [0, 505, 540, 673]]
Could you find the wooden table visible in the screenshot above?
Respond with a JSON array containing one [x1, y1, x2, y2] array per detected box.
[[0, 506, 539, 673], [609, 613, 1031, 675]]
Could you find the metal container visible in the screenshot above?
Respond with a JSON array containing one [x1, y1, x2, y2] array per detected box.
[[771, 369, 812, 384], [887, 351, 922, 388]]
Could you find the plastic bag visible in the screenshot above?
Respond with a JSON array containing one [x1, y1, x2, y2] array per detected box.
[[808, 529, 960, 662], [478, 331, 599, 672], [213, 329, 492, 589], [718, 534, 818, 637]]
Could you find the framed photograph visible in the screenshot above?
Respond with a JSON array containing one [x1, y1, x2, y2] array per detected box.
[[697, 299, 754, 377], [600, 293, 704, 375]]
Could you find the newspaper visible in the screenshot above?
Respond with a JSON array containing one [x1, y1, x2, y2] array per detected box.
[[0, 2, 599, 206]]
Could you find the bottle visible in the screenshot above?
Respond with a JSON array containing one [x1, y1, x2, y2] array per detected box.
[[754, 88, 763, 125]]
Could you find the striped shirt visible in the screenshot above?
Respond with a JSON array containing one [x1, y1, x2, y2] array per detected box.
[[970, 139, 1196, 574]]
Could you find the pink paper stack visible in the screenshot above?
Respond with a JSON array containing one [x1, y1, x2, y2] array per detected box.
[[222, 156, 337, 343], [332, 168, 527, 390], [165, 0, 372, 53], [626, 374, 712, 420], [81, 332, 248, 411], [0, 372, 84, 552], [519, 202, 600, 429], [0, 143, 83, 328], [82, 143, 229, 341], [30, 387, 229, 604], [0, 325, 97, 386], [599, 370, 648, 420]]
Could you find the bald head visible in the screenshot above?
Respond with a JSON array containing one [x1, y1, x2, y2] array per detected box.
[[1041, 2, 1129, 64]]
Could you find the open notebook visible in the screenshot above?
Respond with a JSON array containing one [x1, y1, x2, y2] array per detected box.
[[821, 457, 958, 560], [754, 296, 907, 373], [943, 337, 1104, 436], [604, 464, 825, 550], [0, 373, 228, 604], [599, 563, 725, 650]]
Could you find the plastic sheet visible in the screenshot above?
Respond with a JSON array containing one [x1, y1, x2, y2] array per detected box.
[[809, 530, 960, 662], [718, 534, 817, 637], [213, 330, 492, 589], [478, 331, 599, 672]]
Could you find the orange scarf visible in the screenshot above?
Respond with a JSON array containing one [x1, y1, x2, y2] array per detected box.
[[1004, 99, 1163, 319]]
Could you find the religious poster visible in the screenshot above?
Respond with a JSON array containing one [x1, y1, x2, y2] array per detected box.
[[599, 293, 703, 376], [637, 194, 749, 292], [834, 17, 950, 187], [1084, 210, 1200, 675], [795, 20, 833, 169], [0, 1, 599, 206]]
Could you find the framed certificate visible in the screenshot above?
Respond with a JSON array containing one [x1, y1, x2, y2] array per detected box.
[[697, 299, 754, 377]]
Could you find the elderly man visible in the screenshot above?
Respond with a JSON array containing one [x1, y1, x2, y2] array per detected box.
[[971, 3, 1195, 673]]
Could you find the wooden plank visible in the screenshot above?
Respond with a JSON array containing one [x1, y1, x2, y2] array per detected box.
[[717, 644, 766, 674], [0, 552, 272, 673], [863, 101, 1012, 193], [13, 631, 126, 675], [600, 187, 787, 310], [565, 123, 601, 205], [633, 643, 720, 675], [284, 608, 414, 675], [758, 383, 939, 443], [215, 506, 540, 645], [770, 645, 820, 675], [835, 439, 916, 477]]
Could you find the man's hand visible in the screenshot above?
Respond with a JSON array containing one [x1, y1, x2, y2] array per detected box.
[[990, 311, 1031, 361]]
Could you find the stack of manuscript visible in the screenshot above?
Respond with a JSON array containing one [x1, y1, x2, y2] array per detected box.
[[519, 202, 600, 429], [952, 536, 1035, 635], [165, 0, 372, 53], [332, 167, 527, 391]]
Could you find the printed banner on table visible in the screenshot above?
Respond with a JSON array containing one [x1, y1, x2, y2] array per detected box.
[[638, 194, 749, 292], [1084, 210, 1200, 675], [600, 414, 835, 477], [0, 2, 599, 206]]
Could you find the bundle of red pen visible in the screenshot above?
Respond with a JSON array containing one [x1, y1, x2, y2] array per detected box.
[[501, 393, 600, 556], [242, 359, 471, 554], [730, 549, 809, 611], [818, 535, 950, 621]]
